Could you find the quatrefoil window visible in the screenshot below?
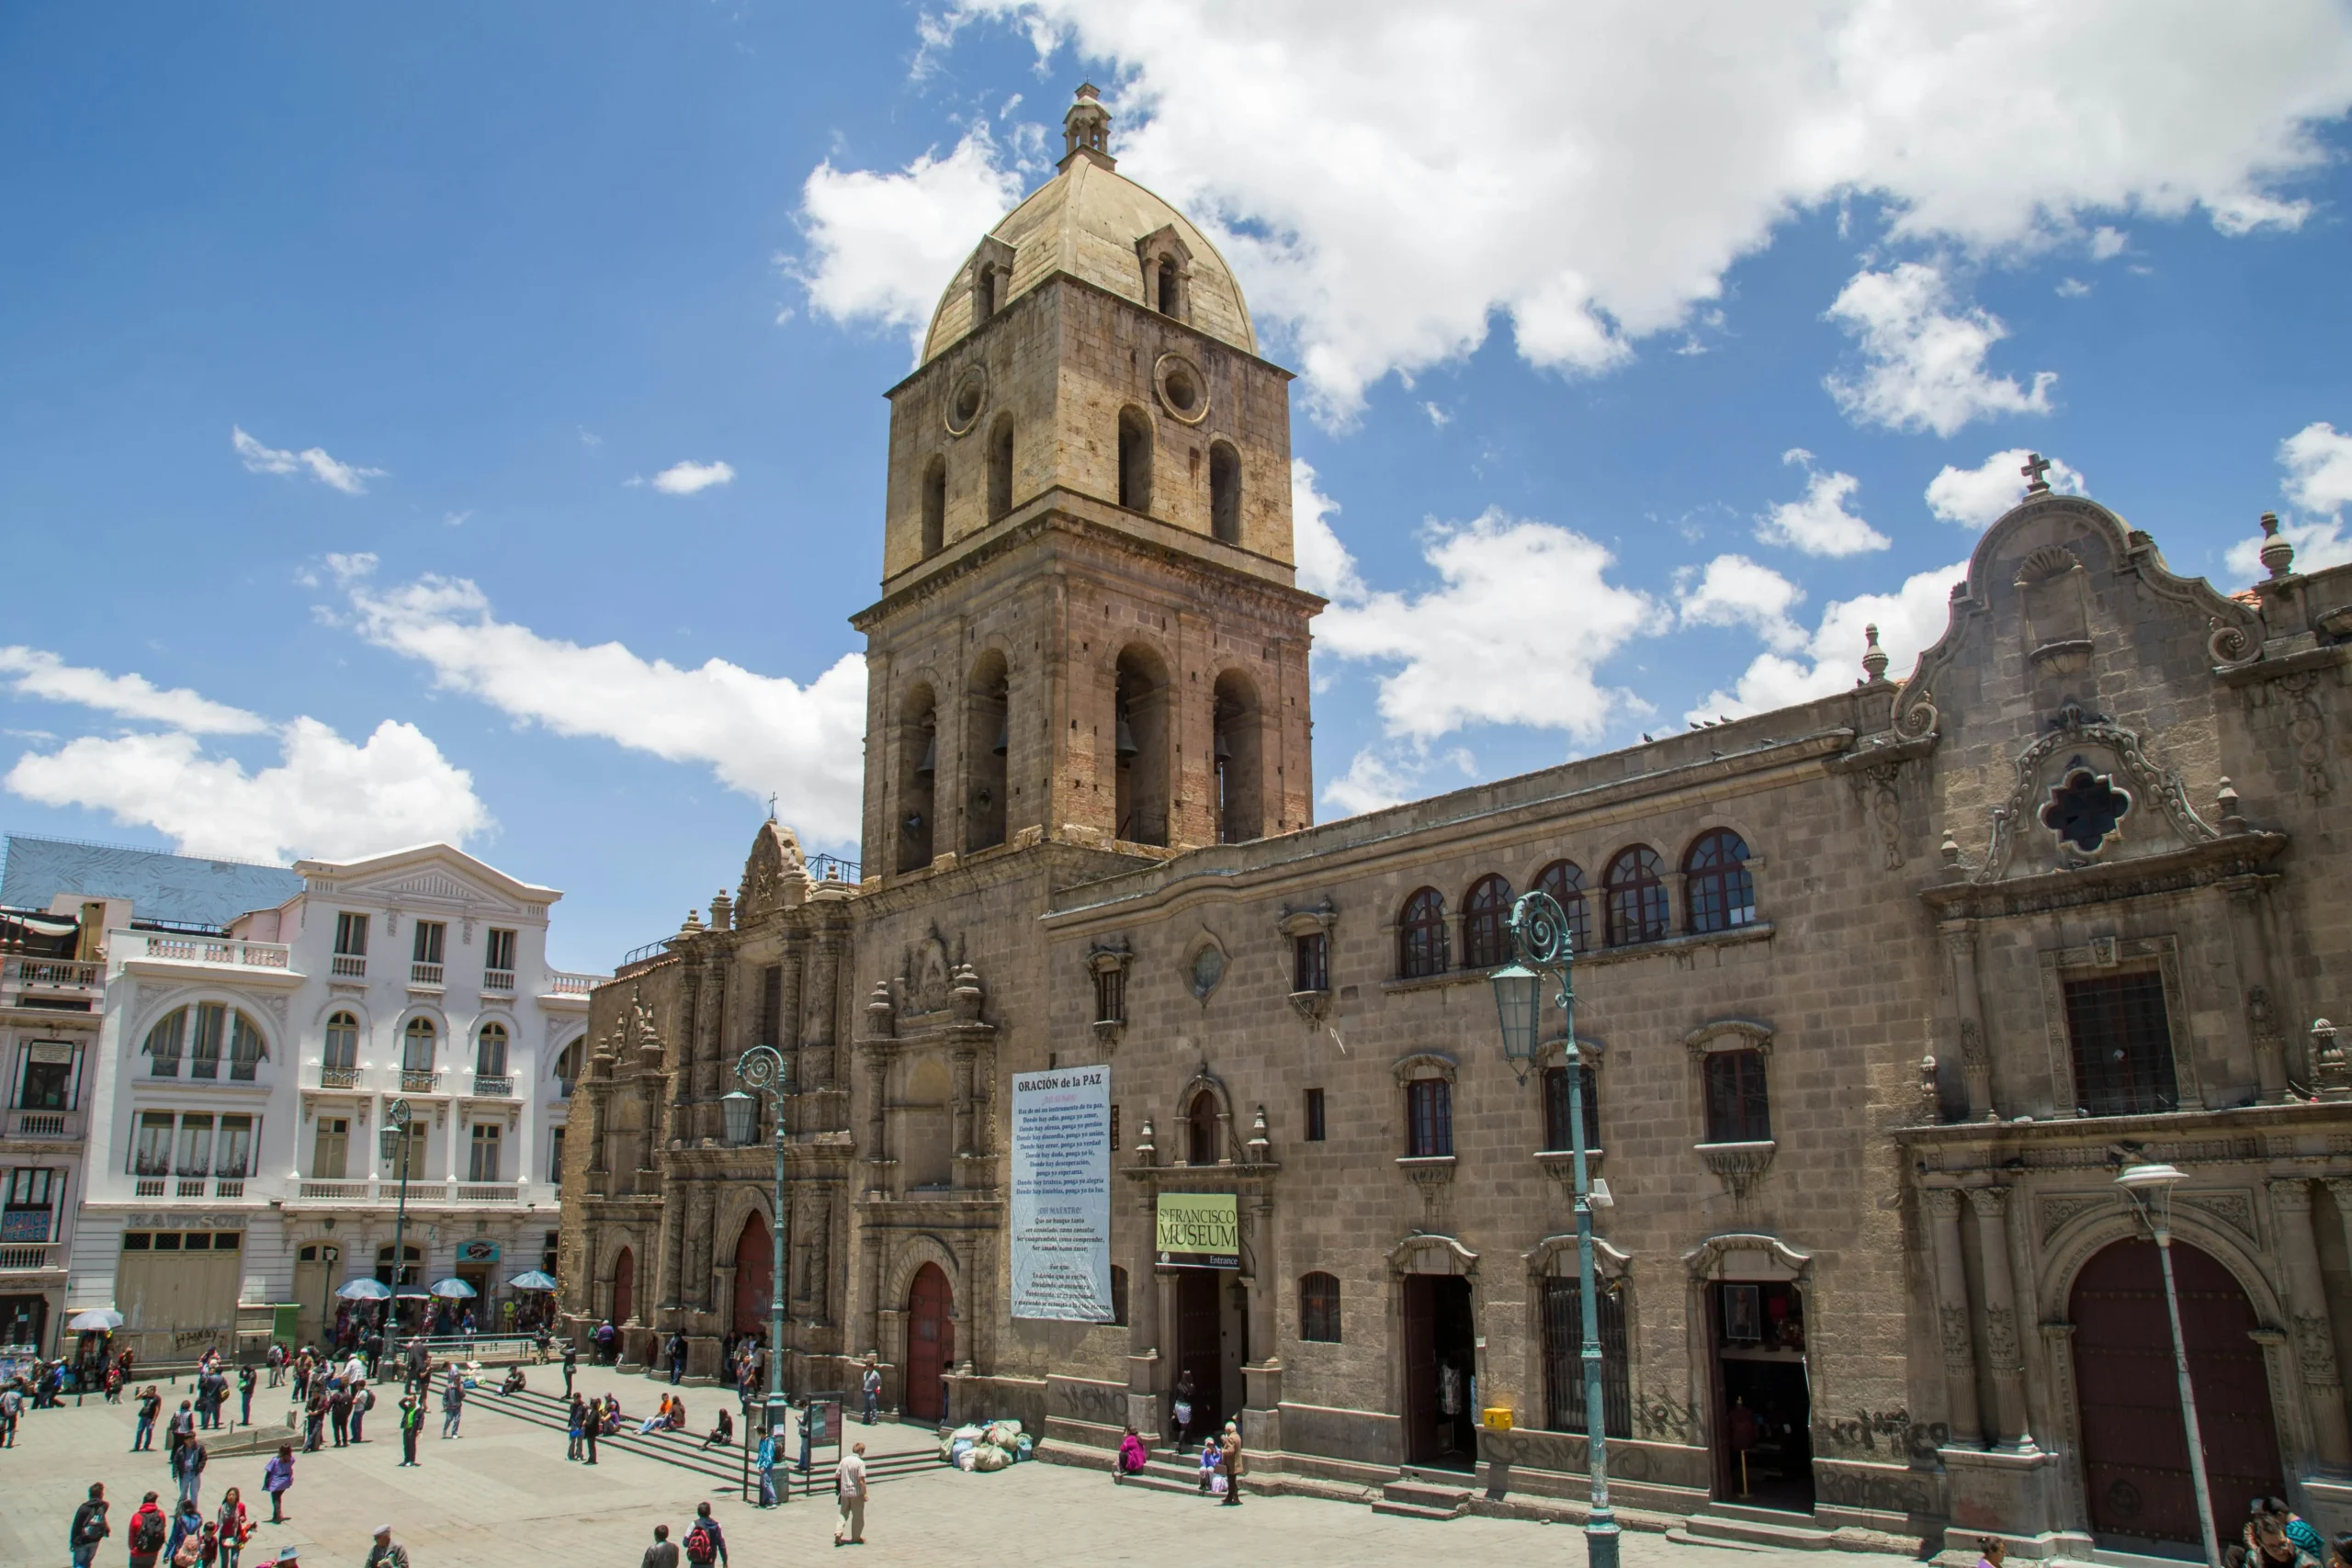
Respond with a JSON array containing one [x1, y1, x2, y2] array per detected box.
[[2040, 767, 2132, 853]]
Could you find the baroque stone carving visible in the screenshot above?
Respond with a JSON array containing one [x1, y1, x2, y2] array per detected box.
[[2038, 1193, 2109, 1243], [1981, 1304, 2023, 1373], [2278, 671, 2332, 799], [1977, 712, 2215, 883], [1939, 1303, 1976, 1373]]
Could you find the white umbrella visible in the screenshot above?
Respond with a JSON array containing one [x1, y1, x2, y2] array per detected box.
[[427, 1277, 477, 1299], [67, 1308, 123, 1332], [336, 1279, 393, 1302]]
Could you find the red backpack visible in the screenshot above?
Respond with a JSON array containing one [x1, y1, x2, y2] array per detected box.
[[684, 1522, 715, 1564]]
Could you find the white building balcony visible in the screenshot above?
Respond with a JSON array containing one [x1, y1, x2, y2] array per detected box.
[[130, 1173, 251, 1201], [0, 1239, 64, 1274], [286, 1178, 538, 1209], [543, 971, 599, 998], [2, 953, 103, 1006], [409, 961, 445, 988], [119, 930, 302, 990], [481, 967, 515, 994], [318, 1063, 362, 1089], [4, 1107, 83, 1142], [470, 1074, 514, 1098], [331, 953, 367, 979]]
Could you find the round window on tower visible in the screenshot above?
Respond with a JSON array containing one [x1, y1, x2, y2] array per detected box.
[[944, 364, 989, 437], [1154, 353, 1209, 425]]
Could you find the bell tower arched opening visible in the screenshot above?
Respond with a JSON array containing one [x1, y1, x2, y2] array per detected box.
[[1209, 440, 1241, 545], [898, 684, 938, 872], [1116, 407, 1153, 514], [921, 457, 946, 558], [987, 413, 1014, 520], [1213, 668, 1262, 843], [965, 650, 1010, 853], [1114, 645, 1170, 847]]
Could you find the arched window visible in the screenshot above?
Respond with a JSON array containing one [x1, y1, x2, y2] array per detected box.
[[141, 1004, 267, 1081], [1299, 1272, 1341, 1342], [1212, 669, 1261, 843], [1114, 646, 1170, 847], [965, 651, 1010, 853], [553, 1037, 583, 1098], [475, 1021, 509, 1078], [898, 685, 938, 872], [1533, 861, 1591, 957], [987, 413, 1014, 519], [1702, 1050, 1770, 1143], [1462, 874, 1513, 969], [1396, 887, 1447, 978], [1602, 847, 1668, 947], [1406, 1076, 1453, 1157], [1209, 441, 1241, 544], [143, 1009, 186, 1077], [1187, 1090, 1220, 1166], [401, 1016, 437, 1074], [1684, 829, 1756, 934], [1157, 257, 1180, 316], [324, 1011, 359, 1072], [1116, 407, 1153, 513], [920, 457, 946, 558]]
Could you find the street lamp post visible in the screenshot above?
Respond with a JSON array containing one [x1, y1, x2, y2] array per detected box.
[[1490, 890, 1617, 1568], [381, 1099, 415, 1333], [725, 1047, 791, 1457], [2116, 1162, 2220, 1567]]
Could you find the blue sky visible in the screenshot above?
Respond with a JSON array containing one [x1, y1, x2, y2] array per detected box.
[[5, 3, 2352, 971]]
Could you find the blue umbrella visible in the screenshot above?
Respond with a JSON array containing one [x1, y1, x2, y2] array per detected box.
[[427, 1277, 477, 1299], [336, 1278, 392, 1302], [506, 1270, 559, 1292]]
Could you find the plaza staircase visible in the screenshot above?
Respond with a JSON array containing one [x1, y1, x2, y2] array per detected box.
[[1371, 1470, 1472, 1522], [1672, 1501, 1837, 1551], [472, 1385, 936, 1495]]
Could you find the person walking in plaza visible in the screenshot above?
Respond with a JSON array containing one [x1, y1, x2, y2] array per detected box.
[[167, 1398, 197, 1459], [639, 1524, 680, 1568], [261, 1444, 294, 1523], [126, 1491, 166, 1568], [164, 1496, 205, 1564], [440, 1364, 464, 1438], [173, 1434, 208, 1510], [666, 1331, 688, 1385], [1170, 1371, 1195, 1455], [684, 1501, 729, 1568], [594, 1318, 616, 1365], [69, 1482, 110, 1568], [832, 1439, 868, 1546], [397, 1395, 422, 1466], [300, 1385, 325, 1453], [1217, 1421, 1243, 1506], [349, 1380, 373, 1442], [214, 1488, 248, 1568], [363, 1525, 409, 1568], [755, 1423, 777, 1507], [328, 1379, 353, 1448], [861, 1358, 881, 1425], [560, 1338, 577, 1399], [0, 1381, 21, 1447], [134, 1385, 163, 1450], [236, 1365, 255, 1427]]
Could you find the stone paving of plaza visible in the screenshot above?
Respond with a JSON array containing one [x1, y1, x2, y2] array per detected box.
[[0, 1371, 1928, 1568]]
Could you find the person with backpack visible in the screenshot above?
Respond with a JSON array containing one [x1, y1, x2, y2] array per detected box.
[[0, 1382, 21, 1447], [127, 1491, 167, 1568], [683, 1502, 728, 1568], [164, 1497, 205, 1565], [349, 1380, 374, 1443], [566, 1393, 587, 1461], [261, 1444, 294, 1523], [69, 1482, 110, 1568], [329, 1380, 353, 1448]]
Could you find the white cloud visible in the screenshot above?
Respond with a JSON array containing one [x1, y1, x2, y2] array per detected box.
[[1689, 558, 1967, 721], [2226, 421, 2352, 580], [0, 648, 268, 735], [2281, 421, 2352, 513], [1824, 264, 2056, 436], [1755, 450, 1890, 556], [6, 719, 490, 864], [824, 1, 2352, 419], [2089, 225, 2130, 260], [1315, 509, 1657, 742], [1319, 742, 1477, 818], [1676, 556, 1807, 652], [342, 574, 869, 842], [1291, 458, 1363, 602], [1925, 447, 2088, 529], [2054, 276, 2091, 298], [650, 460, 737, 496], [796, 125, 1028, 354], [232, 426, 386, 495]]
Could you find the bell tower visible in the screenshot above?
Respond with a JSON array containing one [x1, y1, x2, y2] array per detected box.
[[851, 85, 1322, 880]]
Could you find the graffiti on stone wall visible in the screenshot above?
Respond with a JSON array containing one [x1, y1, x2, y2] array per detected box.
[[1816, 1406, 1948, 1463], [1047, 1377, 1127, 1427], [1632, 1386, 1696, 1442], [1815, 1461, 1939, 1517]]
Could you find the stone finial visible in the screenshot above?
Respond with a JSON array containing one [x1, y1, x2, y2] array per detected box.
[[1861, 623, 1890, 682], [680, 908, 704, 935], [2312, 1019, 2350, 1101], [1939, 830, 1962, 868], [2020, 452, 2053, 493], [1061, 83, 1114, 171], [1134, 1117, 1157, 1167], [1247, 1104, 1272, 1164], [708, 889, 733, 932], [951, 961, 985, 1021], [866, 980, 896, 1036], [2217, 776, 2246, 833], [2259, 513, 2296, 579], [1918, 1053, 1940, 1122]]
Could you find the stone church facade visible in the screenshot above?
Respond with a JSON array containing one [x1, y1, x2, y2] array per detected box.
[[560, 86, 2352, 1555]]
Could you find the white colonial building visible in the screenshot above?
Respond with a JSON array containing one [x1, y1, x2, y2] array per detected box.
[[3, 839, 605, 1360]]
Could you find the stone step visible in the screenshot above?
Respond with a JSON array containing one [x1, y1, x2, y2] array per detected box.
[[1665, 1527, 1773, 1553], [1372, 1500, 1467, 1523], [1384, 1478, 1472, 1507], [1684, 1507, 1836, 1551]]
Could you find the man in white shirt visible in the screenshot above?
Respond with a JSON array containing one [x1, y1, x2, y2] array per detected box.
[[833, 1441, 868, 1546]]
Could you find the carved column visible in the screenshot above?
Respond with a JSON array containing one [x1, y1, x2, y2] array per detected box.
[[951, 1045, 977, 1181], [1242, 1192, 1282, 1425], [863, 1043, 889, 1190], [688, 1182, 718, 1314], [1923, 1188, 1985, 1445], [2267, 1179, 2352, 1469], [2223, 878, 2290, 1102], [1941, 921, 1995, 1121], [803, 933, 842, 1090], [1966, 1186, 2035, 1450], [657, 1174, 689, 1312], [692, 956, 726, 1140], [776, 933, 807, 1095]]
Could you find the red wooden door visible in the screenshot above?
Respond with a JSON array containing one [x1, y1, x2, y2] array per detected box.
[[2071, 1238, 2282, 1548], [733, 1213, 771, 1337], [611, 1247, 635, 1327], [907, 1263, 954, 1421]]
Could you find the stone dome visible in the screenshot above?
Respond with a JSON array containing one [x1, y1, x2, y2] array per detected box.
[[920, 85, 1258, 365]]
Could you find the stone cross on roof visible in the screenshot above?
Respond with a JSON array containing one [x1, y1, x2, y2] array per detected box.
[[2020, 452, 2053, 492]]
